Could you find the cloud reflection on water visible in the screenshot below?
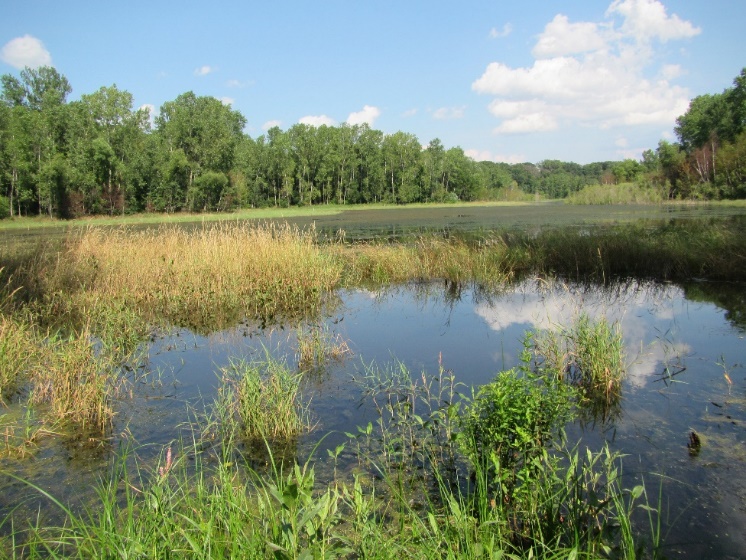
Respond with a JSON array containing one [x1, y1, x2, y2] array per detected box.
[[473, 279, 692, 387]]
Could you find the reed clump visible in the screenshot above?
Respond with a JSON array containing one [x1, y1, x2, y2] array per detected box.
[[0, 316, 37, 403], [46, 222, 342, 327], [218, 357, 310, 440], [334, 234, 515, 287], [0, 320, 121, 437], [1, 406, 55, 458], [30, 325, 119, 433], [294, 322, 351, 373], [532, 313, 626, 410]]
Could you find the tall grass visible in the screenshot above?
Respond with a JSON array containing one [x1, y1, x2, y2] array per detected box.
[[23, 324, 124, 434], [0, 316, 36, 403], [0, 317, 121, 436], [532, 313, 626, 409], [333, 234, 516, 287], [218, 356, 311, 441], [4, 219, 746, 335], [43, 222, 342, 328], [294, 322, 351, 373], [515, 220, 746, 282]]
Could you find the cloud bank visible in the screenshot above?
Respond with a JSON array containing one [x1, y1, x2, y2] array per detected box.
[[473, 0, 701, 135]]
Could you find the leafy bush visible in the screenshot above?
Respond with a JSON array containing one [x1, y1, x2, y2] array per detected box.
[[0, 195, 9, 219], [459, 353, 576, 496]]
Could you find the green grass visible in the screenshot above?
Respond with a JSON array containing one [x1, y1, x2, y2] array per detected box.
[[531, 313, 626, 412], [218, 356, 311, 441]]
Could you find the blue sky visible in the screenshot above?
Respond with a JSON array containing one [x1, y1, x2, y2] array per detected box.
[[1, 0, 744, 164]]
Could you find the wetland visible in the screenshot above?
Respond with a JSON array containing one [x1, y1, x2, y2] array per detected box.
[[0, 203, 745, 558]]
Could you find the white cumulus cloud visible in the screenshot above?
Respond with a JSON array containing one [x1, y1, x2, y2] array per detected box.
[[474, 0, 700, 135], [464, 149, 527, 164], [532, 15, 608, 58], [220, 97, 235, 106], [606, 0, 701, 42], [194, 65, 214, 77], [299, 114, 336, 127], [347, 105, 381, 126], [1, 35, 52, 69], [433, 106, 466, 120]]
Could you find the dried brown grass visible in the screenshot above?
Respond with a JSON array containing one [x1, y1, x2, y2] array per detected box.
[[48, 222, 343, 325]]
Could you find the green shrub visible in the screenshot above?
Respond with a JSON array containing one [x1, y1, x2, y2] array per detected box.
[[0, 195, 9, 219], [459, 360, 576, 497]]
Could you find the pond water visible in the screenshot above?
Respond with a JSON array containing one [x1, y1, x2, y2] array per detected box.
[[1, 277, 744, 557]]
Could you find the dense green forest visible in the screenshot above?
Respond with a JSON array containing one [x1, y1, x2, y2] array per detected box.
[[1, 66, 744, 218]]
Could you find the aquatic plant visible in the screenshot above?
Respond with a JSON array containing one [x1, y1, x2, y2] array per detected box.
[[334, 234, 515, 288], [459, 366, 576, 500], [294, 322, 351, 373], [0, 354, 664, 559], [30, 325, 120, 434], [0, 405, 55, 458], [218, 356, 311, 441], [532, 313, 626, 412], [0, 316, 37, 403]]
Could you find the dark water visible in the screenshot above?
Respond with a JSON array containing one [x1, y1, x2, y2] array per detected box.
[[2, 278, 743, 557]]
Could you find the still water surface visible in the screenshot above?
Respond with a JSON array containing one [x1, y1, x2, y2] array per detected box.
[[1, 279, 744, 557]]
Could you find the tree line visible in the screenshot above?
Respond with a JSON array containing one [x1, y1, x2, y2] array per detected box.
[[645, 67, 746, 199], [1, 66, 744, 218]]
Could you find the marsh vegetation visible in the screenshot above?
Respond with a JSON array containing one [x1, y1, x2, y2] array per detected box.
[[0, 208, 744, 558]]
